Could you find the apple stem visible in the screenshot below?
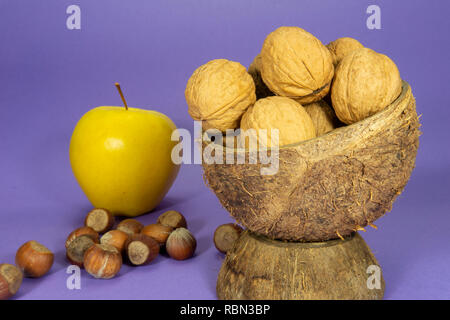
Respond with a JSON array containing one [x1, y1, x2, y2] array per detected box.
[[115, 83, 128, 110]]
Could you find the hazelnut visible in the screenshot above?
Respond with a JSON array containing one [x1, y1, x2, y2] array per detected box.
[[84, 244, 122, 279], [214, 223, 243, 254], [66, 235, 96, 267], [157, 210, 187, 229], [166, 228, 196, 260], [117, 219, 144, 235], [65, 226, 99, 249], [15, 241, 54, 278], [125, 234, 160, 266], [84, 208, 114, 234], [141, 224, 173, 247], [100, 230, 129, 253], [0, 264, 23, 300]]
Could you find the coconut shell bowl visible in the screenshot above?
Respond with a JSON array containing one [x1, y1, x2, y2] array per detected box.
[[202, 81, 420, 300]]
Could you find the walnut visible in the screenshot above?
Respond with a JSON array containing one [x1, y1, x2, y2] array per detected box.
[[185, 59, 256, 132], [248, 54, 273, 100], [240, 96, 316, 148], [331, 48, 402, 124], [260, 26, 334, 104], [304, 100, 340, 136], [327, 37, 364, 66]]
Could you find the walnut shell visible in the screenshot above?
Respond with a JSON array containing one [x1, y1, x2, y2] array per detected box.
[[240, 96, 316, 148], [304, 100, 341, 136], [331, 48, 402, 124], [248, 54, 273, 100], [260, 26, 334, 104], [327, 37, 364, 66], [185, 59, 256, 132]]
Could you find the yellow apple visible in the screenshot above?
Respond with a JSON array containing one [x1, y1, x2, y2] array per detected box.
[[69, 106, 180, 217]]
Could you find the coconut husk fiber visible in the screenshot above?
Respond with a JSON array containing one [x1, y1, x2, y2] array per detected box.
[[202, 81, 420, 241], [217, 231, 384, 300]]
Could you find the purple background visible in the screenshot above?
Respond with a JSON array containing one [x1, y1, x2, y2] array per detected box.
[[0, 0, 449, 300]]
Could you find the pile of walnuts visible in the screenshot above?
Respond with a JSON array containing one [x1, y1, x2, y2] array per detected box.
[[185, 26, 402, 148]]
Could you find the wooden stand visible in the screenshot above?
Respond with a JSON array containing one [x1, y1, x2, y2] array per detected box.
[[217, 231, 384, 300]]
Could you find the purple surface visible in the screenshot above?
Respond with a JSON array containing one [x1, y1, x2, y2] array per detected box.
[[0, 0, 449, 300]]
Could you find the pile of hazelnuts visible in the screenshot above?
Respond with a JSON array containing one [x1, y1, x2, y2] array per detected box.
[[0, 209, 196, 300], [66, 208, 197, 280]]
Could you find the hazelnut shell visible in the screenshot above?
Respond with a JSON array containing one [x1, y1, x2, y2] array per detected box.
[[157, 210, 187, 229], [117, 219, 144, 235], [84, 244, 122, 279], [100, 230, 129, 253], [84, 208, 114, 234], [166, 228, 197, 261], [141, 224, 173, 246], [65, 226, 99, 249], [214, 223, 243, 254], [66, 235, 96, 268], [0, 264, 23, 300], [15, 241, 54, 278], [125, 234, 160, 266]]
